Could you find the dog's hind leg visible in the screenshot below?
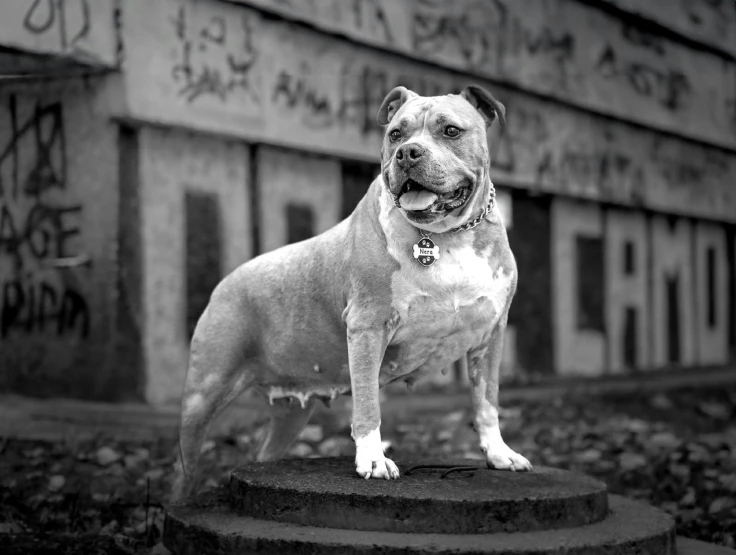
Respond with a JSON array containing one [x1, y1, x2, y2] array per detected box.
[[256, 398, 317, 461], [171, 303, 255, 502]]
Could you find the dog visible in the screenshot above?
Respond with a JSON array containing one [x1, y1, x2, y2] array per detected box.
[[171, 84, 532, 501]]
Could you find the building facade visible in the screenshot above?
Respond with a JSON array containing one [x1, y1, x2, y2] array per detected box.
[[0, 0, 734, 404]]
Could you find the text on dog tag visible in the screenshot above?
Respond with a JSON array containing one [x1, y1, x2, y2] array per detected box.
[[413, 237, 440, 266]]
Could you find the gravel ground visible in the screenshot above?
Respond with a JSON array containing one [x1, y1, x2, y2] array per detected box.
[[1, 382, 735, 553]]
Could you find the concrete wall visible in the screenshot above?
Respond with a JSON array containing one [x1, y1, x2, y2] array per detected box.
[[232, 0, 736, 150], [599, 0, 736, 55], [138, 127, 251, 404], [118, 0, 736, 223], [552, 199, 606, 376], [650, 216, 697, 368], [0, 78, 126, 399], [605, 209, 650, 373], [0, 0, 118, 69], [257, 148, 342, 254], [694, 222, 730, 366]]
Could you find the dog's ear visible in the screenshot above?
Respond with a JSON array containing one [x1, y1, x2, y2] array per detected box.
[[377, 86, 418, 125], [461, 85, 506, 129]]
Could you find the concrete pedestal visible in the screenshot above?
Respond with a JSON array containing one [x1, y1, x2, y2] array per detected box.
[[162, 457, 686, 554]]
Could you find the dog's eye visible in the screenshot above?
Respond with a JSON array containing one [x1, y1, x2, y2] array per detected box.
[[445, 126, 462, 138], [389, 129, 401, 142]]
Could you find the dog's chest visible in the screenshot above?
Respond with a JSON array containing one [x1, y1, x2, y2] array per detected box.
[[387, 244, 512, 371]]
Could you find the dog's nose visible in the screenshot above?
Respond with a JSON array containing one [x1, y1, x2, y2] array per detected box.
[[396, 143, 425, 168]]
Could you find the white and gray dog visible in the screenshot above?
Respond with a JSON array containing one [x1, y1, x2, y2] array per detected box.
[[171, 84, 532, 501]]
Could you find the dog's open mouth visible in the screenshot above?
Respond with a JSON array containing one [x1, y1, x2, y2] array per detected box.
[[398, 178, 472, 213]]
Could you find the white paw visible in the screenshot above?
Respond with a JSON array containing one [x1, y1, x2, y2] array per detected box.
[[353, 425, 400, 480], [356, 454, 400, 480], [484, 444, 533, 472]]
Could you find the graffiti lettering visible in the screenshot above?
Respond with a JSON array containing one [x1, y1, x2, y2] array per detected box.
[[272, 60, 450, 136], [0, 96, 90, 339], [351, 0, 394, 44], [536, 147, 644, 200], [23, 0, 91, 51], [595, 45, 691, 111], [170, 7, 259, 104], [272, 64, 334, 129], [1, 279, 89, 338], [412, 0, 576, 90]]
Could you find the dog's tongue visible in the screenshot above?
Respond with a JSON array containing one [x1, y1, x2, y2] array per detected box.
[[399, 189, 438, 211]]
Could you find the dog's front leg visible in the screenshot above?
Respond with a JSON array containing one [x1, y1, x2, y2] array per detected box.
[[469, 322, 533, 472], [348, 327, 400, 480]]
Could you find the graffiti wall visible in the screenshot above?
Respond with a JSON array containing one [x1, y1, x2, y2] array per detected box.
[[0, 0, 118, 68], [228, 0, 736, 150], [549, 198, 735, 375], [600, 0, 736, 56], [0, 80, 122, 399], [120, 0, 736, 223]]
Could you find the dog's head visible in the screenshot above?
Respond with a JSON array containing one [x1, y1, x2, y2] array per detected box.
[[377, 85, 505, 231]]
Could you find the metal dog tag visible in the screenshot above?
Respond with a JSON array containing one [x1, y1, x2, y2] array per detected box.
[[413, 237, 440, 266]]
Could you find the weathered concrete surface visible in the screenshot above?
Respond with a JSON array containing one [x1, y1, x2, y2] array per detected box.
[[0, 78, 130, 400], [229, 457, 608, 534], [164, 489, 675, 555], [120, 0, 736, 222], [0, 0, 118, 71], [230, 0, 736, 151]]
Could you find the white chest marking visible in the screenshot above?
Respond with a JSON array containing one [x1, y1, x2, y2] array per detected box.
[[378, 191, 513, 333]]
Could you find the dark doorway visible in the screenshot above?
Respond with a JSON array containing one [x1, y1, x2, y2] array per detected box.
[[185, 191, 222, 339], [665, 275, 681, 364]]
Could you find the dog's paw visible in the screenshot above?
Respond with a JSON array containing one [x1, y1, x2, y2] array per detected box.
[[484, 445, 533, 472], [356, 455, 400, 480]]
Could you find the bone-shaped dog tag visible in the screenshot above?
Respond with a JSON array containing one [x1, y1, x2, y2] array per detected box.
[[413, 237, 440, 266]]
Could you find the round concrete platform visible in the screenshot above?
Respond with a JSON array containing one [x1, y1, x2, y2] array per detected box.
[[228, 457, 609, 534], [164, 491, 676, 555]]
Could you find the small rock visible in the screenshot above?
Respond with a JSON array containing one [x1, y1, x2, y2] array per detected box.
[[437, 429, 455, 442], [618, 452, 647, 472], [47, 475, 65, 492], [625, 419, 650, 434], [288, 442, 313, 457], [23, 447, 45, 459], [134, 520, 149, 534], [659, 501, 678, 514], [200, 440, 216, 454], [685, 442, 710, 463], [442, 410, 466, 424], [318, 436, 354, 457], [99, 520, 119, 536], [145, 468, 165, 481], [0, 522, 23, 534], [680, 488, 696, 506], [298, 425, 324, 443], [670, 464, 691, 480], [699, 401, 730, 420], [123, 447, 150, 468], [649, 431, 681, 451], [709, 496, 736, 515], [95, 446, 122, 466], [576, 448, 602, 463], [649, 394, 673, 410], [718, 474, 736, 492]]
